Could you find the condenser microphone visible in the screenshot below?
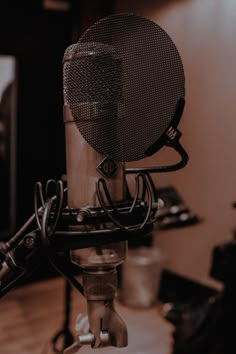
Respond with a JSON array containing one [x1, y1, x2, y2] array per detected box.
[[63, 42, 128, 350], [63, 42, 125, 209]]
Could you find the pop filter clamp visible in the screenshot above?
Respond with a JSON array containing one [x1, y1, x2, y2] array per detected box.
[[0, 13, 189, 354]]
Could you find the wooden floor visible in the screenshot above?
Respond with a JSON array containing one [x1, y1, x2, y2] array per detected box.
[[0, 276, 174, 354], [0, 276, 87, 354]]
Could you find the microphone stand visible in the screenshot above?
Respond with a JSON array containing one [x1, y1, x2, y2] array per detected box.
[[0, 139, 189, 353], [51, 162, 198, 354], [51, 281, 74, 354], [0, 172, 157, 352]]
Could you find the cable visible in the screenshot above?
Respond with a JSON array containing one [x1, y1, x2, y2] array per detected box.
[[34, 182, 45, 230], [39, 183, 84, 296], [128, 173, 141, 214], [51, 281, 74, 354], [138, 173, 153, 229]]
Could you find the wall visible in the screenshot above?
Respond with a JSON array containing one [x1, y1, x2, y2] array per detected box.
[[116, 0, 236, 283]]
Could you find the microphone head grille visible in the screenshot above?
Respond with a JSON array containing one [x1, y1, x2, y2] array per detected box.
[[63, 42, 123, 104]]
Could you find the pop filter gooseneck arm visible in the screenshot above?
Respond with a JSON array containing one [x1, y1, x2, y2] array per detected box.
[[126, 140, 189, 174], [126, 96, 189, 174]]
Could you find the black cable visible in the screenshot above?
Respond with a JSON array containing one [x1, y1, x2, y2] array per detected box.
[[41, 180, 65, 248], [39, 187, 84, 296], [51, 281, 74, 354], [34, 182, 45, 230], [138, 173, 153, 229], [41, 198, 53, 249], [49, 258, 84, 296], [128, 173, 140, 214], [50, 180, 64, 237], [41, 200, 84, 294], [64, 281, 72, 329]]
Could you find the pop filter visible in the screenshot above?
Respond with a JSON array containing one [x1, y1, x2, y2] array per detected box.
[[64, 13, 185, 163]]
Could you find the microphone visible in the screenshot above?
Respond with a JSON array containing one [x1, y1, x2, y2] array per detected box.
[[63, 42, 128, 350], [63, 41, 125, 209]]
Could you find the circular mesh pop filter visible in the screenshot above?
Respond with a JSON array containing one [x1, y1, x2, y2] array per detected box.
[[69, 14, 185, 162]]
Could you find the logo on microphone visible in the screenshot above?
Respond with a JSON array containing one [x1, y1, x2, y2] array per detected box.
[[97, 157, 118, 178], [167, 127, 177, 140], [166, 126, 181, 142]]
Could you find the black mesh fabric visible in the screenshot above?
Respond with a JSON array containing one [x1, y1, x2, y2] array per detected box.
[[63, 14, 185, 162]]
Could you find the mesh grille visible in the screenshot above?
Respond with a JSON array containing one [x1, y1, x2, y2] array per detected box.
[[63, 42, 123, 104], [63, 14, 185, 162]]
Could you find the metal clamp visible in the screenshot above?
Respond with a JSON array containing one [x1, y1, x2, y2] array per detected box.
[[63, 331, 109, 354]]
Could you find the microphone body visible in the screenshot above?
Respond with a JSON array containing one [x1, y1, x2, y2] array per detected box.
[[64, 105, 125, 209], [63, 41, 127, 266], [63, 42, 125, 209]]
